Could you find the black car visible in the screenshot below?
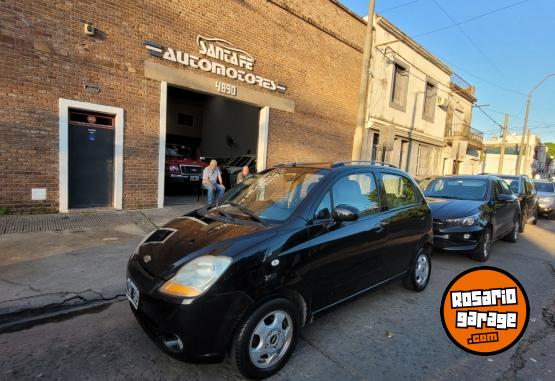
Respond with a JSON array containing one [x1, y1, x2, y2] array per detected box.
[[480, 174, 538, 231], [126, 162, 432, 379], [421, 175, 521, 261]]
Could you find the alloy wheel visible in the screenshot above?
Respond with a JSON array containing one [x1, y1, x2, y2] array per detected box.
[[513, 220, 520, 241], [249, 310, 293, 369], [414, 253, 430, 286]]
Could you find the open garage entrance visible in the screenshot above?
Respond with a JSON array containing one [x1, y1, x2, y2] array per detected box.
[[162, 85, 262, 206]]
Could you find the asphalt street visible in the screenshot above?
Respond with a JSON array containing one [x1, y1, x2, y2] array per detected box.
[[1, 220, 554, 381]]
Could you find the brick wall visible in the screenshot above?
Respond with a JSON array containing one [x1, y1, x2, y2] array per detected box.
[[0, 0, 365, 213]]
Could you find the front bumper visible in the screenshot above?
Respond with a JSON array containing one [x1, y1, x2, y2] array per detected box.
[[127, 257, 253, 362], [432, 224, 484, 252], [538, 202, 555, 215], [166, 173, 202, 184]]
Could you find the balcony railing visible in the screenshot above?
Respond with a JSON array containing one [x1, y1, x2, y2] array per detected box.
[[446, 123, 484, 147]]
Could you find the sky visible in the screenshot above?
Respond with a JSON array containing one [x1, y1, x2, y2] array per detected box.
[[339, 0, 555, 143]]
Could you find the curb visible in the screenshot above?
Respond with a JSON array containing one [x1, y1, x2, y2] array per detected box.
[[0, 296, 126, 334]]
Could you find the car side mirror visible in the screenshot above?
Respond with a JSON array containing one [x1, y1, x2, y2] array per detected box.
[[332, 205, 359, 222], [315, 208, 331, 220], [496, 194, 514, 203]]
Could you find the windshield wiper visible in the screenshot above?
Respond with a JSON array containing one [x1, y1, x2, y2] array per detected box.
[[222, 201, 267, 226]]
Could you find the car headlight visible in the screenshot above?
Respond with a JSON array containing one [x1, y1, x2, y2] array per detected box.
[[539, 197, 552, 203], [446, 213, 480, 226], [168, 165, 180, 173], [160, 255, 232, 298]]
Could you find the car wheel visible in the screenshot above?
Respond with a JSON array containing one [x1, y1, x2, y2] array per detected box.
[[472, 228, 492, 262], [504, 218, 520, 243], [232, 298, 299, 379], [519, 213, 526, 233], [403, 247, 431, 292], [549, 211, 555, 220], [532, 209, 538, 225]]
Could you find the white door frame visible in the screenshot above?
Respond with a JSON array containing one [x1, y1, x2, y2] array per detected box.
[[58, 98, 124, 212], [157, 83, 270, 208]]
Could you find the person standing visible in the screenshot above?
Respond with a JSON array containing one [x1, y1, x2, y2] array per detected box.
[[202, 160, 225, 203], [236, 165, 252, 184]]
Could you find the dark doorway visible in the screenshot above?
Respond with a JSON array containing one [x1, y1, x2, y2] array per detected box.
[[164, 86, 259, 205], [68, 110, 115, 208]]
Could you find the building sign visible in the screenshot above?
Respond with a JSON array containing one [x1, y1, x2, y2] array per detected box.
[[144, 36, 287, 94]]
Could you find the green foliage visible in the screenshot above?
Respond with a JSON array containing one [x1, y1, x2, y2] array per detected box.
[[545, 142, 555, 157], [0, 207, 7, 216]]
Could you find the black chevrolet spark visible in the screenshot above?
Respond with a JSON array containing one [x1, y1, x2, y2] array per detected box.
[[126, 162, 432, 379]]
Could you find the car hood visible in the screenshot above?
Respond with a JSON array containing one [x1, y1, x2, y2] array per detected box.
[[165, 157, 207, 167], [136, 213, 276, 280], [426, 197, 485, 220]]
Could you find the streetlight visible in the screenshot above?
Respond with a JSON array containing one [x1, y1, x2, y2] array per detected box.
[[515, 73, 555, 174]]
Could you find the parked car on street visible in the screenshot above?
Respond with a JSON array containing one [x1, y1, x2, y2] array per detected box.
[[534, 179, 555, 219], [165, 144, 207, 188], [421, 175, 521, 261], [479, 173, 538, 230], [126, 161, 432, 379]]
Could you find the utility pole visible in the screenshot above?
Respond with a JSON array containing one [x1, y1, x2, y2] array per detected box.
[[516, 73, 555, 174], [497, 113, 508, 173], [523, 129, 532, 175], [351, 0, 377, 161]]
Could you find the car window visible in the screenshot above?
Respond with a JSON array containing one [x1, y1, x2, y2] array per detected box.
[[382, 173, 418, 208], [422, 178, 488, 201], [498, 180, 514, 195], [534, 182, 555, 193], [501, 177, 520, 194], [523, 179, 531, 195], [527, 179, 536, 195], [331, 173, 380, 217], [314, 192, 332, 220]]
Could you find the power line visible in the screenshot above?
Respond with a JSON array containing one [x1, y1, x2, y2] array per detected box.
[[378, 0, 419, 14], [413, 0, 529, 38], [474, 105, 503, 130], [430, 0, 506, 77]]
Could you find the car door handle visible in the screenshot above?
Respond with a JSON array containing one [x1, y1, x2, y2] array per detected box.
[[370, 222, 387, 233]]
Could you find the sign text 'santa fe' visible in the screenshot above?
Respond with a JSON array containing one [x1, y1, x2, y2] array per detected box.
[[440, 267, 529, 355], [144, 37, 287, 94]]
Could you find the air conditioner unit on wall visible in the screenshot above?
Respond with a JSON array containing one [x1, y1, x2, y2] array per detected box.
[[437, 96, 449, 108]]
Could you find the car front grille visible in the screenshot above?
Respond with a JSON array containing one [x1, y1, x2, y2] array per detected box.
[[180, 165, 202, 175]]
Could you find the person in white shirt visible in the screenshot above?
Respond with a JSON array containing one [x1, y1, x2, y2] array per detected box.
[[202, 160, 225, 203]]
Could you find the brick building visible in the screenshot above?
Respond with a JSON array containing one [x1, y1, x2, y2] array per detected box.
[[0, 0, 368, 213]]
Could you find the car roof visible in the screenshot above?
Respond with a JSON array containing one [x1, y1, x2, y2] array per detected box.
[[431, 174, 498, 181], [533, 179, 551, 183], [273, 161, 409, 175], [479, 173, 525, 179]]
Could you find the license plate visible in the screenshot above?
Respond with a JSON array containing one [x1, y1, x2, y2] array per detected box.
[[190, 176, 199, 181], [126, 278, 140, 310]]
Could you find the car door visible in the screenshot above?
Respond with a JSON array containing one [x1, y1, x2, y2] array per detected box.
[[307, 171, 389, 312], [491, 180, 515, 238], [378, 171, 430, 278], [523, 178, 537, 223]]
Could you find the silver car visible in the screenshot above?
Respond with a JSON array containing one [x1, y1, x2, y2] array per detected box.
[[534, 180, 555, 219]]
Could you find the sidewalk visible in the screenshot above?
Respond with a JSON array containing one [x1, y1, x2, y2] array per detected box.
[[0, 204, 202, 332]]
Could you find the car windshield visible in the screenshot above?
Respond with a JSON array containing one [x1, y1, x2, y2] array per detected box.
[[218, 166, 329, 223], [499, 176, 520, 194], [166, 145, 192, 159], [534, 182, 555, 193], [422, 178, 488, 201], [227, 156, 252, 167]]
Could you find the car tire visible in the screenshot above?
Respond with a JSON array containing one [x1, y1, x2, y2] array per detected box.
[[403, 247, 431, 292], [504, 218, 520, 243], [231, 298, 299, 379], [472, 227, 493, 262], [532, 209, 538, 225], [519, 213, 526, 233], [549, 211, 555, 220]]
